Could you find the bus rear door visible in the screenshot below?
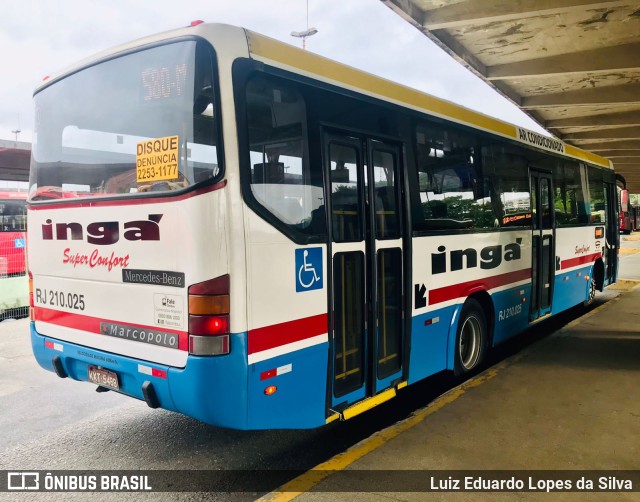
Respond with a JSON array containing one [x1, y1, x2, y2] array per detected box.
[[529, 169, 555, 321], [604, 179, 619, 284], [323, 131, 406, 414]]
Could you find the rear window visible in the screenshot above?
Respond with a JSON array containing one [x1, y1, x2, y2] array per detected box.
[[30, 40, 222, 200]]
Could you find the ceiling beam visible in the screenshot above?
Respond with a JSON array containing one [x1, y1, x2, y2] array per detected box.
[[522, 83, 640, 109], [418, 0, 631, 30], [573, 140, 640, 150], [596, 150, 640, 157], [546, 110, 640, 128], [561, 126, 640, 140], [379, 0, 426, 28], [423, 29, 490, 81], [486, 43, 640, 80]]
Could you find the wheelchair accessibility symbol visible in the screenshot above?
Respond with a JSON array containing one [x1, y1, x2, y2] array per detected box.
[[295, 247, 323, 292]]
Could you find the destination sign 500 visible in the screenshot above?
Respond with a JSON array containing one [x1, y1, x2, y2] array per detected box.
[[141, 63, 188, 101]]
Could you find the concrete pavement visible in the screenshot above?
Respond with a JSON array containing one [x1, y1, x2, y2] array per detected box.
[[265, 234, 640, 501]]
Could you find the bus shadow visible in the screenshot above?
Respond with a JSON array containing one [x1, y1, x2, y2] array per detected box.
[[485, 298, 610, 366], [515, 330, 640, 372]]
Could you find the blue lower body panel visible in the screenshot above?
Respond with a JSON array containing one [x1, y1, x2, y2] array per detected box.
[[491, 285, 532, 345], [32, 322, 177, 412], [31, 324, 250, 428], [248, 342, 329, 429], [31, 323, 329, 430], [552, 266, 591, 313], [408, 306, 456, 384]]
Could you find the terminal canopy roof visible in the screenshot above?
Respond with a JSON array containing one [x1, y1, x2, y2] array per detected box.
[[382, 0, 640, 191]]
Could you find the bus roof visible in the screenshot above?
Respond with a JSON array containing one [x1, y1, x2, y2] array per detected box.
[[33, 22, 612, 170]]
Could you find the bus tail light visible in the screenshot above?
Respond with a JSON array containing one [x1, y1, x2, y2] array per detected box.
[[188, 295, 229, 315], [189, 314, 229, 335], [188, 275, 230, 356]]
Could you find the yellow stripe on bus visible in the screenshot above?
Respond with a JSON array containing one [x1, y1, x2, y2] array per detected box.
[[565, 144, 611, 168]]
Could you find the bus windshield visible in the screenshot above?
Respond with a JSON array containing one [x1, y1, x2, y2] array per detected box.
[[30, 40, 221, 200]]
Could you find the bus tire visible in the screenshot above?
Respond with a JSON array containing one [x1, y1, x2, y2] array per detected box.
[[453, 298, 488, 376], [583, 274, 597, 307]]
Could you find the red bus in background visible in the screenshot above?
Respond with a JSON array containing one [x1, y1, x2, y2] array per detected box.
[[633, 205, 640, 230], [619, 208, 635, 234], [0, 190, 28, 319], [619, 189, 637, 234]]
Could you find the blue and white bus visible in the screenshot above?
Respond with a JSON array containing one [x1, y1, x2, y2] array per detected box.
[[28, 22, 618, 429]]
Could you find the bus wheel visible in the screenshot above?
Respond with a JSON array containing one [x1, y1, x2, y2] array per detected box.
[[454, 298, 488, 376], [584, 275, 597, 307]]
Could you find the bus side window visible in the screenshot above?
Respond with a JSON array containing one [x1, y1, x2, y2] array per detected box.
[[587, 166, 605, 223], [554, 161, 588, 226], [244, 76, 325, 240], [482, 143, 531, 228], [413, 123, 496, 231]]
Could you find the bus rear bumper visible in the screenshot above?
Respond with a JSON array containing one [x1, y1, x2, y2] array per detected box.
[[30, 323, 249, 428], [30, 322, 180, 411]]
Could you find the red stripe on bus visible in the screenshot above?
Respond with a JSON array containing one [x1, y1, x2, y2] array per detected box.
[[28, 180, 226, 211], [248, 314, 328, 355], [429, 268, 531, 306], [561, 252, 601, 270], [33, 307, 188, 351]]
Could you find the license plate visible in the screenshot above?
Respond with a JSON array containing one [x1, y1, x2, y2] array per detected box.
[[88, 366, 120, 391]]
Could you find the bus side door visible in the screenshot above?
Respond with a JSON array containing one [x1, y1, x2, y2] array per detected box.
[[530, 169, 555, 321], [323, 131, 406, 412], [603, 178, 619, 284]]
